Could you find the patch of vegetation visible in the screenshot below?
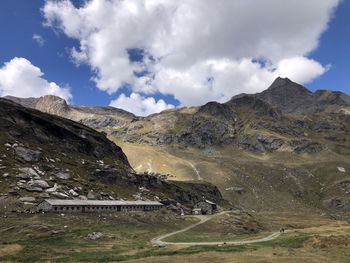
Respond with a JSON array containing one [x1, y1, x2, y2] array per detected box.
[[0, 213, 197, 262], [46, 244, 248, 262], [256, 233, 310, 249]]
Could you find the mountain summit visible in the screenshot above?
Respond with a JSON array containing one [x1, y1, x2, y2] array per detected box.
[[255, 77, 349, 113]]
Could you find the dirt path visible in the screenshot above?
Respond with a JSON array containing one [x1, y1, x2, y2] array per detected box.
[[186, 161, 202, 180], [151, 212, 282, 246]]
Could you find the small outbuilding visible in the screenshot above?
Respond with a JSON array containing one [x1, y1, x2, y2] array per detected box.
[[191, 208, 202, 215], [37, 199, 163, 213], [192, 200, 217, 215]]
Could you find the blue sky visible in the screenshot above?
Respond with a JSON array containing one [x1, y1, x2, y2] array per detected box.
[[308, 0, 350, 93], [0, 0, 348, 115], [0, 0, 113, 106]]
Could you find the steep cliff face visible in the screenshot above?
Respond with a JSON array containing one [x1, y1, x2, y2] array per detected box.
[[0, 98, 130, 163]]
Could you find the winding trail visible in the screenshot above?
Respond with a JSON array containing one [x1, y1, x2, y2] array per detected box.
[[151, 212, 282, 247], [186, 161, 202, 180]]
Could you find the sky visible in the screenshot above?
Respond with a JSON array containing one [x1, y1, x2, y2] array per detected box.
[[0, 0, 349, 116]]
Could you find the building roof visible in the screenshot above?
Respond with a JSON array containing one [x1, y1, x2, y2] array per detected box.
[[42, 199, 163, 206], [205, 200, 216, 205]]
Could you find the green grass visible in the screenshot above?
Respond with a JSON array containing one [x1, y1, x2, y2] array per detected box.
[[46, 244, 249, 262], [165, 231, 271, 243], [0, 213, 203, 262], [256, 233, 310, 249]]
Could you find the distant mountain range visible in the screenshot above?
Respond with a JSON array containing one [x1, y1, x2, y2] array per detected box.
[[5, 77, 350, 151], [2, 77, 350, 216]]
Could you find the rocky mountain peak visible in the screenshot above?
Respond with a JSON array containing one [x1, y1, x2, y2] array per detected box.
[[35, 95, 70, 115], [264, 77, 312, 97], [256, 77, 314, 113]]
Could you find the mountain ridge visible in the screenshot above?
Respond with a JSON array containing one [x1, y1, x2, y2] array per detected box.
[[5, 77, 350, 119], [4, 77, 350, 152], [2, 78, 350, 215]]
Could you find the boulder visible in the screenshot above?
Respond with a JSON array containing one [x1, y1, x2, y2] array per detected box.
[[68, 189, 79, 197], [55, 172, 71, 180], [32, 180, 50, 189], [16, 167, 38, 180], [25, 186, 43, 192], [87, 232, 103, 240], [45, 183, 59, 193], [50, 192, 69, 199], [39, 193, 50, 198], [19, 196, 36, 202], [15, 147, 42, 163], [337, 167, 346, 173]]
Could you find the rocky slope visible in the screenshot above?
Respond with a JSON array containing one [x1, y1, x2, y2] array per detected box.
[[4, 77, 350, 216], [6, 78, 349, 153], [4, 95, 135, 130], [0, 98, 224, 213]]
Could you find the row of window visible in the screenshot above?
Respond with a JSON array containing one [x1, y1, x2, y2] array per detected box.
[[53, 205, 159, 211]]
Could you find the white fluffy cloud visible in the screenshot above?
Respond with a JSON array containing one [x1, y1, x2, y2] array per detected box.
[[0, 57, 72, 101], [110, 93, 174, 116], [43, 0, 339, 112]]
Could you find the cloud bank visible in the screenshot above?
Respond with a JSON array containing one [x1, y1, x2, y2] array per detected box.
[[0, 57, 72, 101], [110, 93, 174, 117], [43, 0, 339, 114]]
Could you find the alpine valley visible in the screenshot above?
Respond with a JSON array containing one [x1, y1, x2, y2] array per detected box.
[[1, 77, 350, 262]]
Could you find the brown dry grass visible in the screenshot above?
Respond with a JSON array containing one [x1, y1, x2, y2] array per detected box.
[[0, 244, 22, 257]]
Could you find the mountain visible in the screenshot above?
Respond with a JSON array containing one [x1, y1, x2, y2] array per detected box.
[[0, 98, 224, 213], [4, 95, 135, 130], [254, 77, 350, 114], [3, 78, 350, 216]]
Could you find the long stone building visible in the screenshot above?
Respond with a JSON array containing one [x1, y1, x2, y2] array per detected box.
[[37, 199, 163, 213]]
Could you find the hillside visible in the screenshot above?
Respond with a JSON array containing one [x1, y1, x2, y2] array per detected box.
[[0, 98, 224, 213], [4, 77, 350, 217]]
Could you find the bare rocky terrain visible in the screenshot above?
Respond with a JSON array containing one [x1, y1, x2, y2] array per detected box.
[[0, 98, 223, 213], [4, 77, 350, 217]]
